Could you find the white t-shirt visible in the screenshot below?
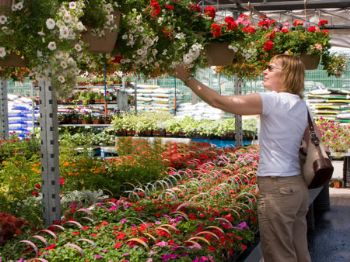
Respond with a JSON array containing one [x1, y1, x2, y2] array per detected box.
[[257, 91, 308, 177]]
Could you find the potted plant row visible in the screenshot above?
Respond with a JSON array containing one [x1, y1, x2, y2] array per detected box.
[[110, 112, 258, 140]]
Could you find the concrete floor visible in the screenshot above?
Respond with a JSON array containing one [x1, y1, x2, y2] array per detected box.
[[309, 188, 350, 262]]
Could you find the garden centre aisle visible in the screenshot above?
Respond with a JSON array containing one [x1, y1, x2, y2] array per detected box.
[[309, 188, 350, 262]]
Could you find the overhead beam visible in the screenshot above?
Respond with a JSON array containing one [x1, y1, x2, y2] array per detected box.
[[199, 1, 350, 11]]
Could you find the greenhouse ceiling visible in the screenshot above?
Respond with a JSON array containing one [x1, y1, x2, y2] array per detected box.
[[197, 0, 350, 49]]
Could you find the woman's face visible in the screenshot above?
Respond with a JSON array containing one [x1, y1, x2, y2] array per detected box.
[[263, 60, 284, 92]]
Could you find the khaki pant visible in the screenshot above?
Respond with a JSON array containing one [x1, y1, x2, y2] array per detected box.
[[257, 175, 311, 262]]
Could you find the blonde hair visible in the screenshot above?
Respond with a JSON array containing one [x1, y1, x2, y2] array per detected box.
[[271, 54, 305, 98]]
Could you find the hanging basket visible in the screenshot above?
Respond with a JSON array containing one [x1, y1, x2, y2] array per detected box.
[[300, 54, 320, 70], [0, 53, 26, 67], [205, 42, 235, 66], [82, 11, 121, 53]]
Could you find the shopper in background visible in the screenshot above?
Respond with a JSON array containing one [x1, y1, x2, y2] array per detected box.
[[173, 54, 311, 262]]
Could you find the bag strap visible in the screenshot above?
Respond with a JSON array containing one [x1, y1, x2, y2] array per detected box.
[[307, 110, 320, 146], [306, 109, 328, 164]]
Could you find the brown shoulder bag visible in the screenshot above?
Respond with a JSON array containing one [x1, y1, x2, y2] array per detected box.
[[299, 111, 334, 188]]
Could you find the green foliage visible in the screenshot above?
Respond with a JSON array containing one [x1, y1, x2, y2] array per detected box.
[[0, 154, 41, 212], [112, 137, 168, 194], [322, 52, 348, 77]]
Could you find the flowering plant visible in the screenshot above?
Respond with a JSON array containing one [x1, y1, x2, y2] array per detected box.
[[0, 0, 120, 96], [218, 16, 277, 79], [197, 5, 245, 44], [273, 19, 330, 56], [0, 0, 87, 95], [116, 0, 206, 77], [81, 0, 120, 37], [316, 117, 350, 153], [322, 52, 348, 77]]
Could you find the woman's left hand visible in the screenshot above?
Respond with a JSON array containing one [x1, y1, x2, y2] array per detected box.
[[172, 63, 191, 82]]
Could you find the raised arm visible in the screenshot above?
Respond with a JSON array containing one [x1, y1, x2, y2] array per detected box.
[[174, 64, 262, 115]]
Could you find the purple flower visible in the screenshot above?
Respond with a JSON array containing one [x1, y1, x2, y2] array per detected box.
[[193, 255, 215, 262], [161, 253, 178, 261], [156, 241, 168, 247], [108, 205, 117, 211], [238, 221, 249, 230], [95, 254, 103, 260], [120, 218, 128, 224]]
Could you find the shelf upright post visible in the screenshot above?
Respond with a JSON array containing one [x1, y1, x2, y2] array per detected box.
[[173, 77, 177, 115], [234, 77, 243, 147], [103, 57, 108, 119], [39, 78, 61, 226], [0, 80, 9, 139], [134, 78, 138, 114]]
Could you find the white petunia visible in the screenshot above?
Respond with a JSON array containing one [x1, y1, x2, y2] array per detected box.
[[0, 15, 7, 25], [63, 13, 72, 24], [67, 57, 75, 65], [48, 42, 57, 51], [76, 22, 85, 31], [59, 26, 70, 39], [46, 18, 56, 30], [105, 4, 113, 13], [69, 2, 76, 9], [74, 44, 82, 52], [60, 61, 68, 69], [38, 31, 45, 36], [137, 49, 144, 56], [0, 47, 6, 58], [57, 75, 65, 83], [14, 2, 24, 11]]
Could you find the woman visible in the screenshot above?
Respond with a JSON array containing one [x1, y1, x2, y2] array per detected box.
[[174, 54, 311, 262]]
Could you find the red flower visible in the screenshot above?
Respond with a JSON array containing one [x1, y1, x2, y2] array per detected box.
[[112, 55, 122, 64], [211, 23, 223, 38], [34, 183, 41, 190], [31, 190, 39, 197], [100, 220, 109, 226], [322, 29, 329, 34], [242, 26, 256, 34], [188, 213, 197, 220], [293, 19, 304, 26], [45, 243, 56, 250], [59, 177, 65, 185], [81, 226, 89, 231], [258, 18, 275, 28], [189, 3, 201, 12], [150, 0, 161, 18], [164, 4, 174, 10], [264, 40, 273, 51], [114, 242, 123, 249], [307, 26, 316, 32], [116, 232, 126, 240], [72, 231, 80, 236], [281, 26, 289, 33], [224, 16, 238, 31], [224, 213, 233, 222], [204, 6, 216, 20], [318, 19, 328, 27], [208, 245, 216, 252]]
